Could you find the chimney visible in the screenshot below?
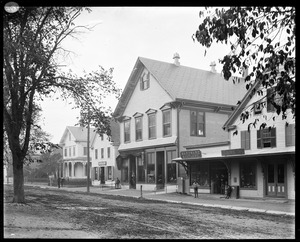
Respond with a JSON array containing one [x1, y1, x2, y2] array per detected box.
[[173, 52, 180, 66], [210, 61, 216, 73]]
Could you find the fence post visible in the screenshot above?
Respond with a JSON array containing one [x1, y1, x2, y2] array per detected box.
[[140, 185, 143, 198]]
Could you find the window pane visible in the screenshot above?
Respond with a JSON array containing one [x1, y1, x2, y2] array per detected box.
[[167, 150, 177, 183], [277, 164, 284, 183], [124, 120, 130, 142], [163, 123, 171, 136], [163, 110, 171, 123], [240, 162, 256, 188], [147, 153, 155, 183], [268, 164, 274, 183]]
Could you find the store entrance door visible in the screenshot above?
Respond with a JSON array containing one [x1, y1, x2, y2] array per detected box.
[[129, 156, 136, 189], [210, 162, 228, 194], [100, 167, 105, 184], [156, 151, 165, 189], [267, 162, 286, 197]]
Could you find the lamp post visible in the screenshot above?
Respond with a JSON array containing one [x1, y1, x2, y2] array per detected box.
[[87, 105, 91, 193]]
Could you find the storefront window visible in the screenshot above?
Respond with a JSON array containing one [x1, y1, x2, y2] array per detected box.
[[167, 150, 177, 183], [240, 162, 256, 188], [190, 163, 209, 187], [121, 159, 129, 183], [137, 156, 145, 182], [146, 152, 155, 183], [107, 166, 112, 180]]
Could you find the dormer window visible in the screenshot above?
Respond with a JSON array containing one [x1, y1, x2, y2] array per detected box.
[[140, 71, 150, 90]]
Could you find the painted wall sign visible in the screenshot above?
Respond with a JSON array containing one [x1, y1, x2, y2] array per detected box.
[[98, 161, 107, 166], [221, 148, 245, 156], [180, 150, 202, 159]]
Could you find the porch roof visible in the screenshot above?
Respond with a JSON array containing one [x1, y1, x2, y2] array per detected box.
[[172, 150, 295, 163]]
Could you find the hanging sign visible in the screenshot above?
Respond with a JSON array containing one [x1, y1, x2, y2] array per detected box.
[[180, 150, 202, 159]]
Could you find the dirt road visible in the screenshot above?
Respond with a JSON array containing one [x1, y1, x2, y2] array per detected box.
[[4, 185, 295, 239]]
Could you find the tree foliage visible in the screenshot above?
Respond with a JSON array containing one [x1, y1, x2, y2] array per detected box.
[[3, 7, 121, 203], [193, 7, 295, 126]]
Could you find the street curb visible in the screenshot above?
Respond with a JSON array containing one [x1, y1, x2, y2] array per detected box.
[[145, 197, 294, 217], [23, 184, 295, 217]]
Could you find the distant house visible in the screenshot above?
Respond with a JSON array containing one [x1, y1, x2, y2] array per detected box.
[[113, 54, 246, 192], [59, 122, 120, 184]]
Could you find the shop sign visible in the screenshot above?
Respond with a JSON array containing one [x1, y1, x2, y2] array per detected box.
[[221, 148, 245, 156], [180, 150, 202, 159], [98, 161, 107, 166]]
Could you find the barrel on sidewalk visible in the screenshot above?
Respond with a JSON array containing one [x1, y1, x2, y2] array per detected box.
[[230, 185, 240, 199]]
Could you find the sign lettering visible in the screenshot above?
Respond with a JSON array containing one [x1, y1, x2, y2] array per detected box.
[[180, 150, 202, 159], [221, 148, 245, 156]]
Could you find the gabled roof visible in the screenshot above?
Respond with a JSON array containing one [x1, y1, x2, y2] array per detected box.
[[59, 126, 97, 145], [113, 56, 247, 118], [222, 79, 262, 130]]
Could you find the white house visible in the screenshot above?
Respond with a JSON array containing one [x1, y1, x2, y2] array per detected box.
[[222, 79, 295, 199], [59, 122, 120, 184]]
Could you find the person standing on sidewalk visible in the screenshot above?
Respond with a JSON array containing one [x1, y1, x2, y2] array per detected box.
[[193, 180, 199, 198]]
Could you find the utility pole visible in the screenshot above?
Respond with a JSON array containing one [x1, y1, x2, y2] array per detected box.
[[87, 105, 90, 193]]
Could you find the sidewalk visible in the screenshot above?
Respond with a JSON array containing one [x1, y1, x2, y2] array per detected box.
[[25, 183, 295, 217]]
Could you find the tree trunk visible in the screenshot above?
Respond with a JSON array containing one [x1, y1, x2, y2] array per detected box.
[[12, 152, 25, 203]]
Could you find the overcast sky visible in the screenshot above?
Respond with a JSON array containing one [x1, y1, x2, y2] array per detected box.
[[38, 7, 232, 144]]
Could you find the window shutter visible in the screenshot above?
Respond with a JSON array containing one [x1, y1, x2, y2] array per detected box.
[[140, 77, 143, 90], [146, 72, 150, 88], [286, 124, 295, 146], [241, 131, 245, 149], [257, 130, 262, 148], [245, 131, 250, 150]]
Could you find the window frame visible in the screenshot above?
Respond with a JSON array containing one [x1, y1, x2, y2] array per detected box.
[[257, 128, 276, 149], [124, 119, 131, 143], [162, 109, 172, 137], [190, 110, 205, 137], [107, 147, 111, 158], [101, 148, 104, 159], [135, 116, 143, 141], [140, 71, 150, 91], [95, 149, 98, 159], [148, 112, 157, 139]]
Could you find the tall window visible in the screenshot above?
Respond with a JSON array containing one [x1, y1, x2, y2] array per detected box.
[[69, 132, 71, 141], [64, 148, 67, 157], [101, 134, 104, 141], [146, 152, 155, 183], [73, 146, 76, 156], [162, 109, 171, 137], [69, 147, 71, 157], [107, 147, 111, 158], [135, 117, 143, 141], [148, 113, 156, 139], [240, 162, 256, 188], [137, 156, 145, 182], [140, 71, 150, 90], [83, 147, 87, 156], [166, 150, 177, 183], [285, 123, 295, 147], [95, 149, 98, 159], [190, 110, 205, 136], [241, 131, 251, 150], [101, 148, 104, 158], [124, 119, 131, 143], [257, 128, 276, 148]]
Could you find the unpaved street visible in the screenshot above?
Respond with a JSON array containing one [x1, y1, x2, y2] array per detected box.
[[4, 185, 295, 239]]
